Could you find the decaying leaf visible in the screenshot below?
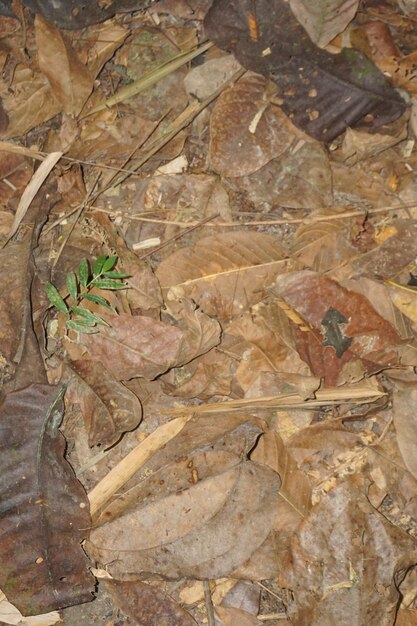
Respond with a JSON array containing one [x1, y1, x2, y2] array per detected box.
[[79, 302, 220, 381], [283, 480, 417, 625], [205, 0, 405, 141], [66, 359, 142, 447], [272, 270, 402, 384], [209, 74, 294, 177], [393, 388, 417, 481], [289, 0, 360, 48], [0, 385, 94, 615], [35, 16, 94, 116], [104, 578, 198, 626], [156, 232, 299, 321]]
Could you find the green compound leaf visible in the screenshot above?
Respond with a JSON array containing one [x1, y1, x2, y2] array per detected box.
[[46, 282, 69, 314], [66, 272, 78, 301], [94, 278, 129, 290], [78, 259, 89, 288], [102, 271, 130, 279], [67, 320, 100, 334], [93, 255, 108, 277], [102, 256, 118, 273], [70, 306, 108, 326], [82, 293, 116, 312]]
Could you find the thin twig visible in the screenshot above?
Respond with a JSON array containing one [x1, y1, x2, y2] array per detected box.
[[51, 173, 101, 270], [203, 580, 216, 626], [139, 213, 220, 259]]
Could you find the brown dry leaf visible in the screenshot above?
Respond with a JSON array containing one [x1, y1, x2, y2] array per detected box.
[[289, 0, 360, 48], [392, 388, 417, 480], [156, 232, 299, 321], [92, 414, 264, 525], [209, 74, 295, 177], [332, 219, 417, 281], [291, 211, 358, 272], [35, 16, 94, 116], [78, 303, 220, 381], [104, 579, 197, 626], [386, 280, 417, 325], [85, 22, 129, 78], [184, 54, 243, 100], [0, 68, 59, 139], [66, 360, 142, 448], [339, 126, 406, 165], [283, 480, 417, 625], [234, 139, 333, 210], [87, 461, 280, 579], [215, 606, 260, 626], [272, 270, 402, 385], [396, 610, 417, 626], [0, 590, 60, 626]]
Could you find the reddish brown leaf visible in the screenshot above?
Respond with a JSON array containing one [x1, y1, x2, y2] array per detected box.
[[209, 74, 294, 177], [105, 578, 197, 626], [66, 360, 142, 447], [273, 271, 402, 385], [0, 385, 94, 615], [79, 304, 220, 381]]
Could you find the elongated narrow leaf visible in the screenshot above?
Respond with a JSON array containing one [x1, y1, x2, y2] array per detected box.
[[70, 306, 108, 326], [78, 259, 89, 288], [93, 255, 107, 276], [66, 272, 78, 301], [83, 292, 115, 311], [94, 278, 129, 290], [46, 282, 68, 314], [67, 320, 100, 334], [102, 271, 130, 279], [102, 256, 118, 273]]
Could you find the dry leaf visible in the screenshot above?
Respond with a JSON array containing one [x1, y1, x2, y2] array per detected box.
[[289, 0, 360, 48], [209, 74, 294, 177], [35, 16, 93, 116]]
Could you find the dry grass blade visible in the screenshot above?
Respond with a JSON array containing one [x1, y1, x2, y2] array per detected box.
[[162, 381, 386, 414], [4, 151, 62, 243], [85, 40, 213, 116], [88, 415, 191, 518]]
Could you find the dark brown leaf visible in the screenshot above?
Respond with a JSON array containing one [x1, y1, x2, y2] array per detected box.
[[0, 385, 94, 615], [205, 0, 405, 141]]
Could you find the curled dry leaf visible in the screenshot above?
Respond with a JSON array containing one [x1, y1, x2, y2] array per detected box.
[[79, 303, 220, 381], [0, 385, 94, 615], [273, 270, 402, 385], [283, 480, 417, 626], [209, 74, 294, 177], [156, 232, 299, 321], [66, 359, 142, 448]]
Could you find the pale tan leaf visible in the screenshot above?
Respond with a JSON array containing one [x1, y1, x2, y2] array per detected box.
[[35, 15, 94, 115], [392, 388, 417, 480], [156, 232, 299, 321], [6, 151, 62, 240], [87, 462, 280, 579], [289, 0, 359, 47]]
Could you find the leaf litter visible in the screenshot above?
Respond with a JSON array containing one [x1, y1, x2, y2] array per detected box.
[[1, 1, 417, 625]]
